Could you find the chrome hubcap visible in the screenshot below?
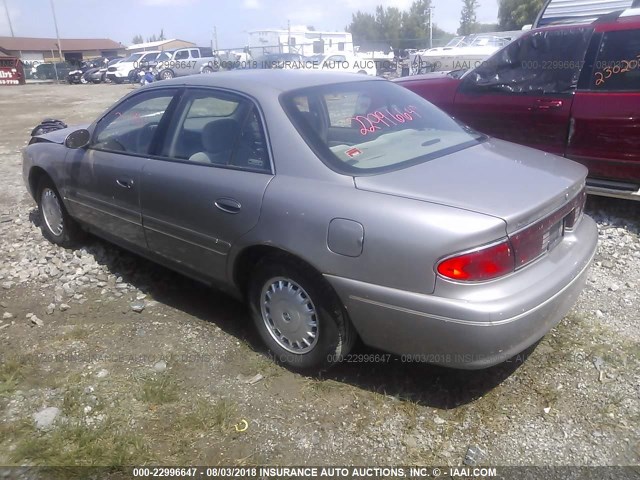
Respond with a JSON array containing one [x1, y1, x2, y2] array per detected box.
[[260, 277, 318, 354], [41, 188, 64, 236]]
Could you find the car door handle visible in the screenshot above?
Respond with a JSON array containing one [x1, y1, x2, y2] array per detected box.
[[214, 198, 241, 214], [534, 99, 564, 110], [116, 178, 134, 189]]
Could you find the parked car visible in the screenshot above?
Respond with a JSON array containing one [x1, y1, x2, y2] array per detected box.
[[314, 53, 377, 75], [153, 47, 220, 80], [67, 58, 108, 84], [33, 62, 73, 80], [87, 57, 124, 84], [23, 71, 597, 371], [251, 53, 305, 70], [106, 51, 161, 84], [396, 10, 640, 200]]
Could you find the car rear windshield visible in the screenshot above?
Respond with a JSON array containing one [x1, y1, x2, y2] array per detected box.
[[281, 80, 484, 175]]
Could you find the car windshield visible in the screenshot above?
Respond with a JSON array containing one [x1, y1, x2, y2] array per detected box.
[[281, 80, 484, 175], [445, 36, 465, 47], [124, 54, 142, 63]]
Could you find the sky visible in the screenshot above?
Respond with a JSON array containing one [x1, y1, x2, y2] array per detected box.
[[0, 0, 500, 49]]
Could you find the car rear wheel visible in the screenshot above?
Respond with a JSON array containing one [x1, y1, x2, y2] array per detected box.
[[37, 177, 82, 247], [248, 256, 356, 372], [159, 69, 174, 80]]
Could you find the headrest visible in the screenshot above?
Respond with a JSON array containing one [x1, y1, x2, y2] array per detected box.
[[202, 119, 241, 153]]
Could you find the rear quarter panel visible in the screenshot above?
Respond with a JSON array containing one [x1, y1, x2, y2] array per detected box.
[[230, 175, 508, 295]]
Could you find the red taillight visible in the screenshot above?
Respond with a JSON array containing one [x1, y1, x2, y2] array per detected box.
[[437, 240, 515, 281]]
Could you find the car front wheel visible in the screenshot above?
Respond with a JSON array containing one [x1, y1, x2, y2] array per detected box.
[[248, 256, 356, 372], [37, 177, 82, 247], [159, 69, 174, 80]]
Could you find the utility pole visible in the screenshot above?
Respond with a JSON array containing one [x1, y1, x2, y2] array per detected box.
[[2, 0, 14, 36], [50, 0, 63, 61], [426, 6, 435, 49], [213, 26, 218, 52], [287, 19, 291, 54]]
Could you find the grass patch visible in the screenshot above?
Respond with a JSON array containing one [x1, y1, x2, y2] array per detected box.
[[301, 377, 348, 396], [0, 358, 27, 397], [61, 326, 90, 341], [8, 417, 152, 469], [62, 387, 84, 417], [178, 398, 238, 432], [136, 373, 179, 405]]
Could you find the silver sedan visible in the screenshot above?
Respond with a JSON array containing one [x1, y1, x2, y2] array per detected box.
[[22, 70, 598, 371]]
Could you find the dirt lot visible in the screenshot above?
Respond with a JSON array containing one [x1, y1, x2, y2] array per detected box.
[[0, 84, 638, 470]]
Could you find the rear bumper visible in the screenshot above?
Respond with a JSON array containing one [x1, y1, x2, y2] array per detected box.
[[325, 215, 598, 369]]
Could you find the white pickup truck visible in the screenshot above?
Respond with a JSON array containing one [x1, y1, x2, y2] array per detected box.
[[153, 47, 220, 80]]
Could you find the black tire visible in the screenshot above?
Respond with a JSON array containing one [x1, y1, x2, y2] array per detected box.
[[248, 255, 356, 372], [36, 177, 82, 248], [113, 77, 124, 84], [201, 66, 214, 74]]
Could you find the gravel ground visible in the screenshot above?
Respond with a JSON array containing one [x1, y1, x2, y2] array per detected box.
[[0, 84, 638, 470]]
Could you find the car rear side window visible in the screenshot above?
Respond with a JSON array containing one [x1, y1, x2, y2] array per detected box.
[[160, 89, 271, 172], [591, 29, 640, 91], [92, 89, 178, 155]]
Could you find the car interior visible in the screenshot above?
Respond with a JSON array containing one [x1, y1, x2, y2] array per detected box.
[[91, 91, 270, 172]]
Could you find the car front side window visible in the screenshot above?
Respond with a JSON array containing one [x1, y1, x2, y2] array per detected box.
[[92, 89, 178, 155], [461, 27, 593, 95], [175, 50, 189, 60]]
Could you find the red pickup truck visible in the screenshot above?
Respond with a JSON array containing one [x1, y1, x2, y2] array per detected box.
[[396, 10, 640, 200]]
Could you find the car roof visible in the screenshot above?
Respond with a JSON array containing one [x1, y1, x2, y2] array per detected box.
[[533, 9, 640, 32], [146, 69, 384, 95]]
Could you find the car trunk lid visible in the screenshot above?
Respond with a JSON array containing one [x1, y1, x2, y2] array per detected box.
[[354, 138, 587, 233]]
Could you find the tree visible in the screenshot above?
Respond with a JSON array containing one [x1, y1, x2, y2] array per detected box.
[[375, 5, 403, 49], [470, 23, 500, 33], [159, 29, 166, 41], [147, 34, 158, 43], [347, 0, 454, 50], [498, 0, 545, 30], [347, 11, 381, 47], [132, 34, 144, 44], [458, 0, 479, 35]]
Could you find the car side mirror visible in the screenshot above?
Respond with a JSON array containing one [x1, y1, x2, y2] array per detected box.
[[65, 129, 91, 149]]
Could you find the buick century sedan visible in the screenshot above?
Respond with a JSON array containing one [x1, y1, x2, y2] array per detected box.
[[23, 70, 598, 371]]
